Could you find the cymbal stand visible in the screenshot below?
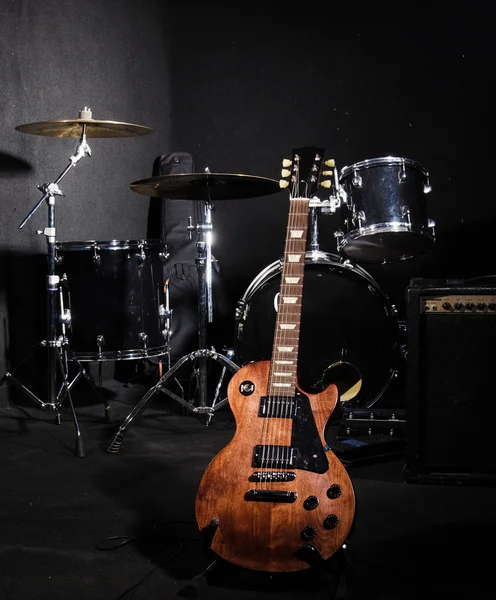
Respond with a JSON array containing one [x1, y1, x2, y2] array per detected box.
[[0, 124, 108, 456], [107, 191, 239, 453]]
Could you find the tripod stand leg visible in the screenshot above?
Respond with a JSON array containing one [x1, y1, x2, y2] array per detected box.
[[0, 343, 50, 409], [66, 360, 112, 422], [107, 353, 194, 453], [107, 350, 239, 453]]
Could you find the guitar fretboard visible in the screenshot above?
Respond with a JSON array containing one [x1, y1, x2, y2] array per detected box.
[[268, 197, 309, 397]]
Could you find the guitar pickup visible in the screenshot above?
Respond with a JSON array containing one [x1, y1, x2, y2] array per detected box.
[[252, 445, 298, 469], [245, 490, 298, 503]]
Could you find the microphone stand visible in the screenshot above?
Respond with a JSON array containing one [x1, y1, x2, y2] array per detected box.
[[0, 125, 109, 456]]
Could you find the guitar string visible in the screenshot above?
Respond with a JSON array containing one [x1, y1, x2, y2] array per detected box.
[[273, 193, 307, 481], [263, 159, 297, 488], [273, 160, 313, 482]]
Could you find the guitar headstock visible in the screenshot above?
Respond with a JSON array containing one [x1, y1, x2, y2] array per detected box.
[[279, 146, 335, 199]]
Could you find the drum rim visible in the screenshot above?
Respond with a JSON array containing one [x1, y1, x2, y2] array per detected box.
[[339, 222, 435, 239], [237, 250, 394, 315], [55, 239, 166, 251], [339, 156, 427, 179], [73, 345, 169, 361], [234, 251, 401, 408]]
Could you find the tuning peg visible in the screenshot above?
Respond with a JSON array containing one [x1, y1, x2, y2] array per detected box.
[[324, 159, 335, 167], [322, 170, 333, 176], [320, 180, 332, 189], [281, 168, 292, 178], [279, 180, 290, 189], [282, 159, 292, 168]]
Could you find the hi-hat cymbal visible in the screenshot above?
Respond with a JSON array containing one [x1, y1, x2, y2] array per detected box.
[[130, 172, 282, 200], [15, 114, 152, 138]]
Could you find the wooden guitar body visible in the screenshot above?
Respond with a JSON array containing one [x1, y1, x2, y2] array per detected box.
[[195, 360, 356, 572]]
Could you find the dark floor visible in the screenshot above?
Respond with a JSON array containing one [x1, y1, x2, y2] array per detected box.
[[0, 363, 495, 600]]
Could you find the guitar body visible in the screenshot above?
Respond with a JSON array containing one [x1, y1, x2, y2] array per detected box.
[[195, 360, 356, 572]]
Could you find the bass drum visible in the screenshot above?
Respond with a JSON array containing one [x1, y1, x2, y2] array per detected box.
[[234, 252, 401, 408]]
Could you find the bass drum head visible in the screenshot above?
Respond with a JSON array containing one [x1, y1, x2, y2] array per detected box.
[[234, 252, 400, 408]]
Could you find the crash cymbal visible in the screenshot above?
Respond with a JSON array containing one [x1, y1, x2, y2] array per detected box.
[[15, 108, 152, 138], [130, 172, 282, 200]]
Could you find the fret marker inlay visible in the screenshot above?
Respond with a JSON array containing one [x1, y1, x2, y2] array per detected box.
[[288, 254, 302, 263]]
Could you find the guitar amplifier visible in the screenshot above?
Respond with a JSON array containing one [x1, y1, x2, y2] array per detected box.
[[404, 277, 496, 484]]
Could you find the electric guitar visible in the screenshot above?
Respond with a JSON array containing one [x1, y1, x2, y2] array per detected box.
[[195, 149, 356, 572]]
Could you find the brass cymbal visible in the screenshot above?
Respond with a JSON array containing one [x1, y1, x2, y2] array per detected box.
[[16, 116, 152, 138], [130, 172, 282, 200]]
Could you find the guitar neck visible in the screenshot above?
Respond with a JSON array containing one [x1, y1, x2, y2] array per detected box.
[[268, 196, 310, 397]]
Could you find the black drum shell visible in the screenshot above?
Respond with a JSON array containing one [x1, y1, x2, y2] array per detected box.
[[338, 156, 434, 263], [55, 240, 168, 361]]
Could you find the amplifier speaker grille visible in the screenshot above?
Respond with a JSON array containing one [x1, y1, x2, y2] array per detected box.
[[405, 278, 496, 483]]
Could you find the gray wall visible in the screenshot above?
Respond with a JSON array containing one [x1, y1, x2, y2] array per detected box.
[[0, 0, 173, 379]]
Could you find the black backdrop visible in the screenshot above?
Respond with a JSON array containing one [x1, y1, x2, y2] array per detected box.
[[0, 1, 491, 389]]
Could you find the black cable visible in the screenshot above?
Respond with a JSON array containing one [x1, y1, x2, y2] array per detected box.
[[95, 520, 202, 599]]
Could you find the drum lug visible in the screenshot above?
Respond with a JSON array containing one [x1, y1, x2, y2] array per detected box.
[[351, 167, 362, 188], [140, 332, 149, 352], [137, 246, 147, 264], [401, 206, 411, 224], [354, 210, 366, 229], [92, 246, 101, 266], [97, 335, 105, 359], [235, 299, 248, 321], [398, 161, 407, 183], [424, 172, 432, 194]]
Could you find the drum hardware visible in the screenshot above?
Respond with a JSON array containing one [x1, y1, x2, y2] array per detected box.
[[0, 108, 152, 456], [107, 170, 281, 451], [337, 156, 436, 263], [157, 279, 173, 377], [307, 159, 347, 252]]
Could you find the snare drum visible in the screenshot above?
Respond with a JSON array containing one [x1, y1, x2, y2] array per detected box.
[[234, 251, 401, 408], [55, 239, 168, 361], [337, 156, 435, 263]]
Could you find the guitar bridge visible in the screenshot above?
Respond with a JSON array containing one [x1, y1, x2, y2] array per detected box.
[[251, 471, 297, 482], [245, 490, 298, 503]]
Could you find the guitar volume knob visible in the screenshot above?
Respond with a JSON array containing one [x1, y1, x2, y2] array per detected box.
[[300, 526, 316, 541], [327, 484, 342, 499], [303, 496, 319, 510], [323, 514, 339, 530]]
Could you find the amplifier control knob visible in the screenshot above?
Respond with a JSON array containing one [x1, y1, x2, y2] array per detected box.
[[465, 302, 474, 311], [477, 302, 487, 311], [489, 303, 496, 311], [442, 302, 452, 311], [454, 302, 463, 310]]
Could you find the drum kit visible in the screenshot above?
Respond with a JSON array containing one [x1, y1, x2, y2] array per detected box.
[[0, 109, 436, 456]]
